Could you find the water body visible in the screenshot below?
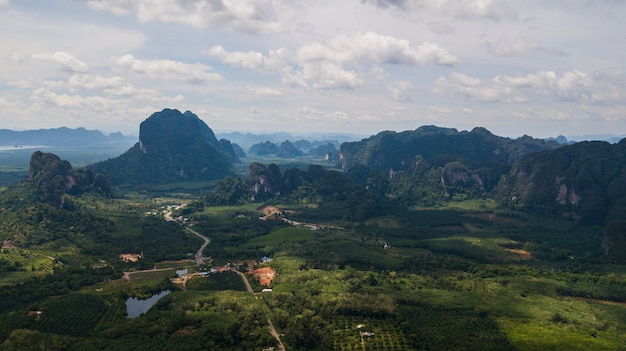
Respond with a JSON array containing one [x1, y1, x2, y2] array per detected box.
[[125, 290, 171, 318]]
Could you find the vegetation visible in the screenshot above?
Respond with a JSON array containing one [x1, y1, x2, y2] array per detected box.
[[90, 109, 236, 186], [1, 124, 626, 350]]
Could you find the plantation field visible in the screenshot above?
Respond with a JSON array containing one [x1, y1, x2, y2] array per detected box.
[[1, 188, 626, 350], [246, 226, 316, 247]]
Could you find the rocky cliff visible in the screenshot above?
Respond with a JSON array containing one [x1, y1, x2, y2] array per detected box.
[[497, 139, 626, 224], [29, 151, 110, 208], [91, 109, 237, 185]]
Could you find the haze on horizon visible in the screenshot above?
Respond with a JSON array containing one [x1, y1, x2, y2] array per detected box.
[[0, 0, 625, 139]]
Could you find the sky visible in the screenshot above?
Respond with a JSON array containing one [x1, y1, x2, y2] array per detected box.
[[0, 0, 625, 138]]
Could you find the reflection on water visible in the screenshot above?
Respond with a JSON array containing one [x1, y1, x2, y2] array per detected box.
[[125, 290, 171, 318]]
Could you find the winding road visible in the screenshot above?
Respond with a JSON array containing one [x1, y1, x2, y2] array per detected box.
[[185, 226, 210, 264], [128, 204, 285, 350]]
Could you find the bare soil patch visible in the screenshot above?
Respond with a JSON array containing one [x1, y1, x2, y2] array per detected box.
[[250, 267, 276, 286], [505, 248, 532, 260]]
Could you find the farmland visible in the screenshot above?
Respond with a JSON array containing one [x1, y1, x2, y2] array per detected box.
[[1, 191, 626, 350]]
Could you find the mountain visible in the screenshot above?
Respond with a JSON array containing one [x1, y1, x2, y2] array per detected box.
[[567, 134, 626, 144], [276, 140, 303, 157], [28, 151, 111, 208], [90, 109, 237, 186], [340, 126, 561, 171], [0, 151, 111, 246], [497, 139, 626, 224], [216, 131, 359, 149], [338, 126, 562, 204], [249, 141, 279, 155], [0, 127, 135, 147]]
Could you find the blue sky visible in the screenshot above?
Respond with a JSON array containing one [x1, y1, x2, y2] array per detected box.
[[0, 0, 625, 138]]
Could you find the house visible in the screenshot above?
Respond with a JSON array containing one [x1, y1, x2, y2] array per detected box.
[[175, 268, 188, 277], [261, 256, 273, 263]]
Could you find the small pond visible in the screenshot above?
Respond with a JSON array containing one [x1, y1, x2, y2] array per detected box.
[[125, 290, 171, 318]]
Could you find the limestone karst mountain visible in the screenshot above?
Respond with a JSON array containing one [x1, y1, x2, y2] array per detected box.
[[91, 109, 238, 185]]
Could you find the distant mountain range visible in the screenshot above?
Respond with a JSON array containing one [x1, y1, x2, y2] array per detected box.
[[2, 109, 625, 225], [0, 127, 135, 146], [215, 131, 360, 149], [1, 125, 622, 149]]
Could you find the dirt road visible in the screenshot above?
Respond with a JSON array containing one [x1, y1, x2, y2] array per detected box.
[[233, 270, 285, 351]]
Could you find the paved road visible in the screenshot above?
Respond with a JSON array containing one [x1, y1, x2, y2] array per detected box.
[[185, 227, 210, 264]]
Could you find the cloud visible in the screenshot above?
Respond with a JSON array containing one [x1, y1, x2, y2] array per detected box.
[[247, 86, 283, 96], [483, 38, 541, 57], [30, 88, 112, 110], [297, 32, 457, 66], [210, 31, 452, 91], [434, 70, 626, 104], [362, 0, 519, 21], [31, 52, 89, 73], [82, 0, 287, 34], [429, 105, 473, 114], [387, 81, 414, 101], [48, 74, 168, 98], [283, 63, 364, 90], [434, 72, 525, 103], [205, 46, 290, 73], [428, 21, 456, 35], [111, 54, 222, 83], [483, 38, 568, 58]]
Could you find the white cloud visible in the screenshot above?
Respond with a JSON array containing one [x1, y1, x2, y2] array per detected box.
[[435, 70, 626, 104], [82, 0, 288, 34], [283, 63, 364, 90], [387, 81, 414, 101], [362, 0, 519, 21], [429, 106, 473, 114], [62, 74, 172, 98], [30, 88, 112, 110], [483, 38, 541, 57], [31, 52, 89, 73], [111, 54, 222, 83], [482, 38, 568, 58], [297, 32, 457, 66], [247, 86, 283, 96], [206, 46, 291, 73]]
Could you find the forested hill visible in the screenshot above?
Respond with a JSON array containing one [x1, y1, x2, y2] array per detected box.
[[497, 138, 626, 224], [90, 109, 239, 186], [339, 126, 561, 172]]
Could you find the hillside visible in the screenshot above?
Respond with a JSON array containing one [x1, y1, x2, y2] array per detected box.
[[497, 139, 626, 224], [337, 126, 561, 207], [90, 109, 238, 186], [0, 151, 111, 246], [340, 126, 561, 171]]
